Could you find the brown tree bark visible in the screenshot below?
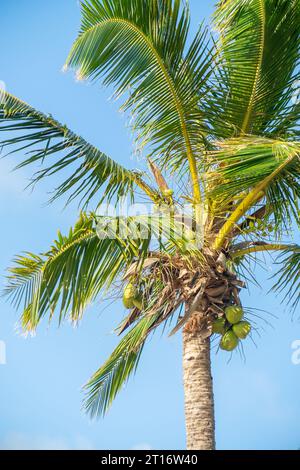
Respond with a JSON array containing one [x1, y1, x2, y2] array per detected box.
[[183, 329, 215, 450]]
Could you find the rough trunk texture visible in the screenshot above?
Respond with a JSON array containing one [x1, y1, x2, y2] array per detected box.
[[183, 328, 215, 450]]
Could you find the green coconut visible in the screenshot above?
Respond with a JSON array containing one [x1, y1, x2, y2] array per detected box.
[[225, 305, 244, 324], [233, 321, 251, 339], [123, 283, 136, 309], [132, 293, 143, 310], [212, 318, 227, 335], [220, 330, 239, 351], [162, 189, 174, 198], [123, 294, 134, 309], [184, 229, 196, 242]]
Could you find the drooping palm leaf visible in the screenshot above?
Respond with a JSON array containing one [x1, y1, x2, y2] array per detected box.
[[84, 314, 158, 417], [5, 213, 145, 330], [6, 207, 203, 331], [85, 264, 185, 417], [0, 91, 153, 206]]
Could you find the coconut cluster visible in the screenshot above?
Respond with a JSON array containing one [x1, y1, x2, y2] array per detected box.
[[212, 306, 251, 352], [120, 249, 250, 345]]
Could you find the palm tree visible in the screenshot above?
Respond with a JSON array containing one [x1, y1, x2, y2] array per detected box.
[[1, 0, 300, 451]]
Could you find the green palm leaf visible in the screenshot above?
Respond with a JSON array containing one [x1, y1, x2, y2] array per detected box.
[[84, 265, 183, 417], [5, 213, 143, 330], [65, 0, 214, 201], [271, 245, 300, 310], [84, 314, 158, 417], [208, 137, 300, 234], [5, 209, 200, 332], [0, 91, 146, 207], [210, 0, 300, 138]]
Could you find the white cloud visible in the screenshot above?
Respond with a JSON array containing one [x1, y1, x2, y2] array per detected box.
[[0, 433, 95, 450]]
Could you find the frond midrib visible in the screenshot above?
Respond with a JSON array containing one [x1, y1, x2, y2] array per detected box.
[[231, 243, 299, 259], [1, 91, 155, 200], [8, 229, 96, 294], [241, 0, 266, 134], [42, 229, 96, 271], [68, 17, 202, 204], [213, 143, 300, 250]]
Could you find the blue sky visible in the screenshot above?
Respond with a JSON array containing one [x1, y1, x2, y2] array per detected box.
[[0, 0, 300, 450]]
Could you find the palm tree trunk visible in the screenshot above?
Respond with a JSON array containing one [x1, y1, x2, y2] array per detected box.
[[183, 329, 215, 450]]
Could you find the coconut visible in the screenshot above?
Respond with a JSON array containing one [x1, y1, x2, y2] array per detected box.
[[225, 305, 244, 324], [132, 293, 143, 310], [162, 189, 174, 198], [212, 318, 226, 335], [123, 283, 136, 309], [233, 321, 251, 339], [123, 294, 134, 309], [220, 331, 239, 351], [184, 229, 196, 242]]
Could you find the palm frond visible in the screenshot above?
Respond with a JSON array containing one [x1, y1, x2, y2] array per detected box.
[[273, 101, 300, 140], [5, 207, 203, 332], [271, 245, 300, 311], [230, 241, 294, 259], [5, 213, 142, 330], [0, 92, 149, 207], [65, 0, 214, 201], [210, 0, 300, 138], [84, 263, 184, 417], [84, 314, 158, 417], [208, 137, 300, 247]]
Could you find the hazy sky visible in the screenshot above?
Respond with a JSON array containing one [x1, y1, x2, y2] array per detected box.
[[0, 0, 300, 450]]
